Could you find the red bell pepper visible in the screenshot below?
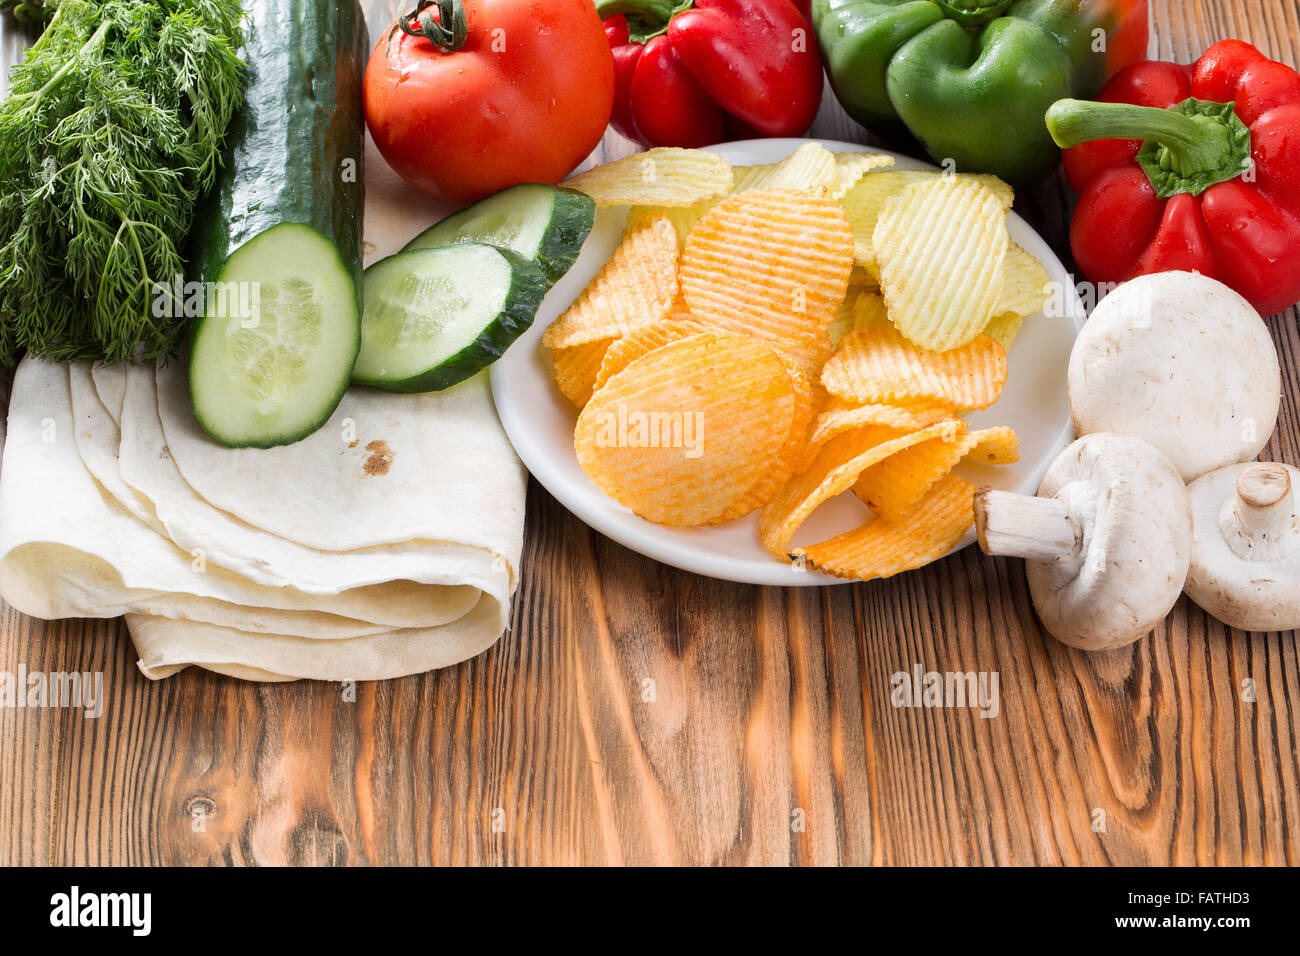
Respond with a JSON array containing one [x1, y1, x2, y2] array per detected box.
[[597, 0, 823, 148], [1045, 40, 1300, 317]]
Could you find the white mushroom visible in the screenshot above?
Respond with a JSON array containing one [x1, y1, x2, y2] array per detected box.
[[1184, 461, 1300, 631], [1068, 271, 1281, 482], [974, 433, 1192, 651]]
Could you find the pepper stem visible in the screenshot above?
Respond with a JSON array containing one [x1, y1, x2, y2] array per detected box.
[[392, 0, 468, 52], [596, 0, 693, 43], [596, 0, 677, 22], [1046, 97, 1254, 199]]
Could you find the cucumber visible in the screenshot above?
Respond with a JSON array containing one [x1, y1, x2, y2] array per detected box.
[[352, 244, 548, 393], [402, 183, 595, 284], [186, 0, 368, 448]]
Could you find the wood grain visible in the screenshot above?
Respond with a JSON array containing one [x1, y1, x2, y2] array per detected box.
[[1, 0, 1298, 867]]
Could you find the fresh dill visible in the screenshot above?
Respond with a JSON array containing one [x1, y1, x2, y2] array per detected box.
[[0, 0, 244, 364]]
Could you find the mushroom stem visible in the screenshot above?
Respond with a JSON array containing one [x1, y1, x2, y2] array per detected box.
[[1221, 463, 1298, 561], [974, 488, 1079, 563]]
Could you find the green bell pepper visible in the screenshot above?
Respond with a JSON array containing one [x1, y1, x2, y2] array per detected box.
[[812, 0, 1150, 183]]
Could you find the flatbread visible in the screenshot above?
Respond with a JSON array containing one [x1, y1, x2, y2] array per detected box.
[[0, 359, 519, 674]]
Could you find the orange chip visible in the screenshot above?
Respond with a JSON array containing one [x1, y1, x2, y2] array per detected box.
[[553, 337, 614, 408], [592, 316, 709, 395], [820, 323, 1007, 410], [793, 474, 976, 581], [853, 425, 1018, 520], [575, 331, 796, 526], [542, 214, 679, 349], [680, 189, 853, 373], [716, 356, 814, 521], [758, 419, 963, 557], [808, 397, 956, 451]]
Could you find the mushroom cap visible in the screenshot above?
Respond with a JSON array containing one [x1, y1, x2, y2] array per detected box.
[[1027, 433, 1192, 651], [1185, 462, 1300, 631], [1068, 271, 1280, 482]]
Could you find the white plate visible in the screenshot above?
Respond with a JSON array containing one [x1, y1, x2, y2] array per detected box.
[[490, 138, 1085, 586]]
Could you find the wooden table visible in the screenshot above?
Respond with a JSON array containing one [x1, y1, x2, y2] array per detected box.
[[1, 0, 1297, 867]]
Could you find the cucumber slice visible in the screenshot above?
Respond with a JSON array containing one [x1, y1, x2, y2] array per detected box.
[[189, 224, 360, 448], [353, 243, 547, 393], [402, 183, 594, 284]]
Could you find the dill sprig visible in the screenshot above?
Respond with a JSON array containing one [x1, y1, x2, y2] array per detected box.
[[0, 0, 244, 364]]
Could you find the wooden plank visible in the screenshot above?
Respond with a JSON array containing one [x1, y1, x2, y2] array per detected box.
[[0, 0, 1297, 866]]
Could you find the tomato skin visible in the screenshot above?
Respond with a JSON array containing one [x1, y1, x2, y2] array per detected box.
[[365, 0, 615, 204]]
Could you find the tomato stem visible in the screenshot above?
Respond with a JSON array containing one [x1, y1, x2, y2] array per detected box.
[[393, 0, 468, 52]]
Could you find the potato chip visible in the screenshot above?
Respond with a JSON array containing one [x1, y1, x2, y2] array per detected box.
[[982, 312, 1025, 352], [851, 290, 889, 328], [832, 151, 896, 198], [792, 474, 976, 580], [853, 425, 1018, 520], [820, 323, 1007, 410], [716, 355, 814, 521], [994, 244, 1053, 318], [592, 316, 708, 394], [808, 396, 956, 451], [543, 214, 679, 349], [874, 177, 1010, 351], [758, 419, 962, 557], [729, 143, 839, 195], [553, 337, 614, 408], [681, 189, 853, 373], [626, 202, 713, 245], [841, 170, 1013, 269], [562, 148, 733, 207], [575, 331, 796, 526], [829, 272, 883, 346]]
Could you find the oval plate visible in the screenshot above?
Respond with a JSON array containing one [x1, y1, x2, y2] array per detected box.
[[490, 138, 1084, 585]]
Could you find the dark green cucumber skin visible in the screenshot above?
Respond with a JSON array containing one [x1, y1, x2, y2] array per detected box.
[[354, 246, 549, 394], [189, 0, 367, 295], [402, 186, 596, 285], [186, 0, 368, 447]]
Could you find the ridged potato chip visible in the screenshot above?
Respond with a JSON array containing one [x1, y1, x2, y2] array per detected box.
[[832, 151, 896, 198], [982, 312, 1025, 352], [820, 323, 1007, 410], [994, 244, 1053, 318], [626, 202, 713, 245], [562, 148, 733, 207], [841, 170, 1012, 269], [553, 337, 614, 408], [592, 316, 708, 394], [575, 331, 796, 526], [730, 143, 839, 195], [681, 189, 853, 373], [758, 419, 962, 557], [829, 273, 882, 346], [543, 214, 679, 349], [793, 474, 976, 580], [874, 178, 1010, 351], [853, 425, 1018, 520], [808, 397, 956, 451], [717, 355, 814, 521]]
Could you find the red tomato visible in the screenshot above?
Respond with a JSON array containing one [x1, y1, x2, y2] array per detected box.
[[365, 0, 615, 204]]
